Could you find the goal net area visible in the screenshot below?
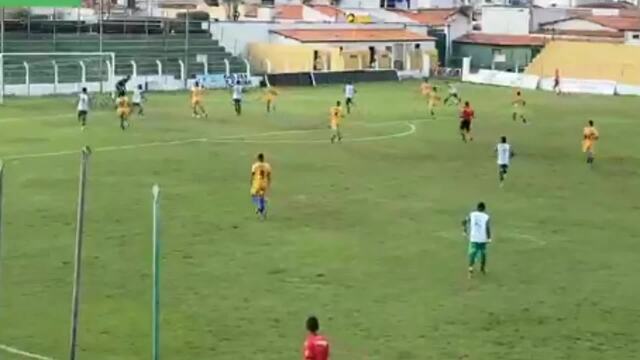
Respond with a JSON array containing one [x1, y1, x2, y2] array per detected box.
[[0, 52, 116, 102]]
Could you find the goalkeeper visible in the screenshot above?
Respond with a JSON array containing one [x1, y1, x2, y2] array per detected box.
[[115, 75, 131, 97]]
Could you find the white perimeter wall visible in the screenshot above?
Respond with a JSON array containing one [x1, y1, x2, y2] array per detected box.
[[531, 8, 569, 31], [413, 0, 460, 9], [532, 0, 573, 7], [482, 7, 530, 35], [210, 22, 271, 57], [338, 0, 380, 9]]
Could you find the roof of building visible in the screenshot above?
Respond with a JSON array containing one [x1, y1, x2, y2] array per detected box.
[[538, 29, 625, 38], [585, 15, 640, 31], [454, 33, 546, 46], [578, 1, 638, 9], [311, 5, 344, 19], [534, 30, 624, 43], [274, 4, 304, 20], [541, 14, 640, 31], [392, 8, 459, 26], [271, 28, 435, 43]]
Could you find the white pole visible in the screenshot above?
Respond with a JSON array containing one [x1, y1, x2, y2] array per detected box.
[[151, 184, 161, 360], [243, 58, 250, 77], [79, 60, 86, 84], [198, 59, 207, 75], [68, 146, 91, 360], [178, 59, 185, 83], [52, 60, 59, 95], [0, 161, 4, 311], [224, 58, 230, 76], [155, 60, 162, 77], [99, 0, 104, 94], [264, 59, 271, 74], [130, 60, 137, 77], [23, 62, 29, 96]]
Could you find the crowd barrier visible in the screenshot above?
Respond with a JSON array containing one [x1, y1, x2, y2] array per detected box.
[[266, 72, 314, 87], [615, 84, 640, 96], [464, 70, 539, 90], [313, 70, 399, 85], [464, 68, 639, 96], [540, 77, 616, 95], [266, 70, 399, 87]]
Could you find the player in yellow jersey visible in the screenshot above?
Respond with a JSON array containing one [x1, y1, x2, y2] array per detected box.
[[420, 79, 432, 97], [512, 90, 527, 124], [428, 87, 441, 118], [250, 153, 272, 219], [330, 100, 343, 144], [190, 81, 208, 118], [582, 120, 599, 167], [116, 95, 130, 130], [264, 86, 279, 113]]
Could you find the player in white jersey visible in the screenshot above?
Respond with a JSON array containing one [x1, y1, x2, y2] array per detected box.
[[462, 202, 492, 277], [444, 82, 461, 105], [344, 81, 356, 114], [77, 87, 90, 130], [232, 81, 243, 116], [131, 84, 145, 117], [496, 136, 515, 187]]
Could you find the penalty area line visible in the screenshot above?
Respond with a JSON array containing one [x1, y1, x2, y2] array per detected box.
[[0, 344, 55, 360], [3, 120, 422, 160]]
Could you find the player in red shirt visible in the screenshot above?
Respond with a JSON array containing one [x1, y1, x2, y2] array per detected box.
[[459, 101, 475, 143], [303, 316, 330, 360]]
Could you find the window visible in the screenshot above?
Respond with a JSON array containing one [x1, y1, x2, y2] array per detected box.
[[492, 49, 504, 56], [633, 34, 640, 40]]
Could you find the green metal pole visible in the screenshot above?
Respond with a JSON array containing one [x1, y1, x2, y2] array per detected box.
[[152, 184, 161, 360], [0, 161, 4, 310]]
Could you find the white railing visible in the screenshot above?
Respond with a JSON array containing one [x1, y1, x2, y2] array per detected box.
[[130, 60, 137, 77], [243, 58, 251, 77], [0, 54, 259, 99], [263, 59, 272, 74], [224, 58, 230, 76]]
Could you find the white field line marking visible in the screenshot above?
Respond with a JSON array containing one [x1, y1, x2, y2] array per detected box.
[[435, 231, 546, 246], [512, 232, 547, 246], [4, 138, 208, 161], [0, 344, 55, 360], [0, 114, 71, 123], [211, 123, 416, 144], [3, 120, 424, 161]]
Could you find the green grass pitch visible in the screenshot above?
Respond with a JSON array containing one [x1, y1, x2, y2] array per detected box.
[[0, 81, 639, 360]]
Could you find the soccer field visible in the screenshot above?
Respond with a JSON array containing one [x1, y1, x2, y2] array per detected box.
[[0, 81, 639, 360]]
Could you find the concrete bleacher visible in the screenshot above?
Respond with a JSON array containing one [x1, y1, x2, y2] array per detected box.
[[526, 41, 640, 85], [2, 33, 247, 85]]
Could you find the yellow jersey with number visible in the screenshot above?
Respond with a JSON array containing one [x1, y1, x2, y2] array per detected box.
[[251, 162, 272, 195], [330, 106, 343, 129]]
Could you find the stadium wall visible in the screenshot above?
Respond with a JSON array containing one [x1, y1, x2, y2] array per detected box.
[[453, 43, 539, 72], [462, 60, 640, 96], [526, 41, 640, 85]]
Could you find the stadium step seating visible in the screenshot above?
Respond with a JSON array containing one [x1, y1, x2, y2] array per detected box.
[[526, 41, 640, 85], [2, 33, 247, 84]]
